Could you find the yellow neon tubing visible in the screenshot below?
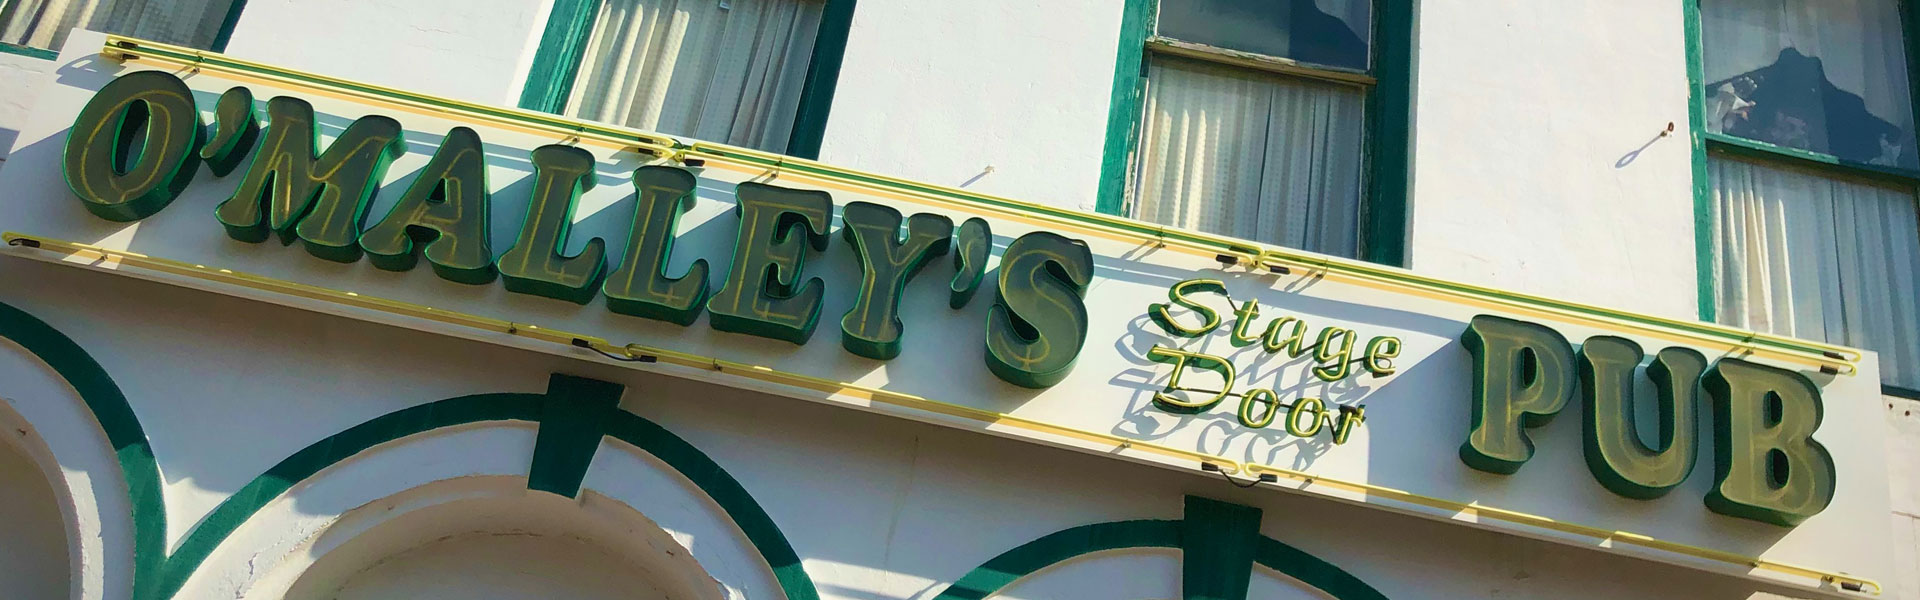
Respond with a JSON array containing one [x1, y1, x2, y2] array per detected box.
[[93, 35, 1862, 378], [0, 232, 1879, 596]]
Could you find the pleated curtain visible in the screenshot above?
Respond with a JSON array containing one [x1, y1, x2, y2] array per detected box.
[[1130, 55, 1366, 257], [0, 0, 233, 51], [567, 0, 820, 153], [1710, 156, 1920, 387]]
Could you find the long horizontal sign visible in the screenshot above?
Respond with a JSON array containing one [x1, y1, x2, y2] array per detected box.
[[0, 37, 1891, 594]]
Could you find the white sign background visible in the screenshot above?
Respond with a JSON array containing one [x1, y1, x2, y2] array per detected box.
[[0, 35, 1892, 593]]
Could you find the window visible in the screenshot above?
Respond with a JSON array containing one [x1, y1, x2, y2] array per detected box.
[[1693, 0, 1920, 389], [0, 0, 243, 56], [519, 0, 853, 157], [1099, 0, 1412, 263]]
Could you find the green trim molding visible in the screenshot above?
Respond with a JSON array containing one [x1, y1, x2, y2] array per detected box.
[[516, 0, 856, 159], [785, 0, 858, 159], [930, 496, 1388, 600], [209, 0, 251, 53], [1091, 0, 1154, 218], [0, 41, 57, 61], [517, 0, 603, 115], [1093, 0, 1415, 268], [0, 300, 818, 600], [1682, 0, 1714, 323]]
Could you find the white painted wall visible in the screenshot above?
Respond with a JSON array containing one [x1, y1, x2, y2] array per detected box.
[[0, 52, 52, 163], [221, 0, 554, 107], [1404, 0, 1701, 319], [812, 0, 1124, 211]]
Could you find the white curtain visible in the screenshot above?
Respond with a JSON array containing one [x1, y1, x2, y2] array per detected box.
[[1130, 56, 1366, 257], [1711, 156, 1920, 387], [1700, 0, 1914, 163], [0, 0, 233, 51], [567, 0, 820, 153]]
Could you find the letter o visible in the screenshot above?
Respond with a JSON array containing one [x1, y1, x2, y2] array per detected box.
[[1238, 389, 1282, 429], [1286, 397, 1327, 437], [63, 70, 204, 221]]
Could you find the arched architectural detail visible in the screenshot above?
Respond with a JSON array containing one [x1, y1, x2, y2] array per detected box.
[[932, 496, 1388, 600], [0, 300, 820, 600]]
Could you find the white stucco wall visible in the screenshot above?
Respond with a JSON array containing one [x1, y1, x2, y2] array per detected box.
[[1404, 0, 1701, 319], [0, 257, 1848, 600], [221, 0, 553, 107], [0, 52, 52, 163], [813, 0, 1124, 211]]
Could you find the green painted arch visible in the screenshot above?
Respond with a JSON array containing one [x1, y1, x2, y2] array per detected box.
[[0, 300, 819, 600], [930, 502, 1389, 600]]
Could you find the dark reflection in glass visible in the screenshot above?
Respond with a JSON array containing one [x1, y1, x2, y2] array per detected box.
[[1707, 48, 1918, 168], [1156, 0, 1371, 72]]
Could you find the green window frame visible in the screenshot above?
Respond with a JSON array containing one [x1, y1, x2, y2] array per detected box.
[[1093, 0, 1416, 267], [0, 0, 250, 61], [515, 0, 856, 160], [1682, 0, 1920, 396]]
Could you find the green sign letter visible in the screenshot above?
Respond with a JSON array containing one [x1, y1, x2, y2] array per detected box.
[[839, 201, 953, 359], [985, 232, 1094, 388], [215, 96, 406, 261], [63, 70, 203, 221], [499, 144, 606, 304], [948, 217, 990, 309], [1460, 315, 1576, 474], [1702, 358, 1836, 527], [360, 126, 496, 284], [1580, 337, 1704, 499], [603, 166, 710, 325], [707, 182, 832, 344]]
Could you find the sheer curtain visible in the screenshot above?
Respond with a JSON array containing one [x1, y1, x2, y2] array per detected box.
[[1130, 56, 1366, 257], [1711, 156, 1920, 387], [567, 0, 820, 153], [1700, 0, 1916, 167], [0, 0, 234, 51]]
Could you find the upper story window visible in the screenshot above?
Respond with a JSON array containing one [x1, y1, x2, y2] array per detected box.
[[1695, 0, 1920, 389], [1123, 0, 1377, 258], [521, 0, 851, 157], [0, 0, 242, 54]]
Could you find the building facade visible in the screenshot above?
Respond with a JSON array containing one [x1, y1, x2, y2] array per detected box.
[[0, 0, 1914, 598]]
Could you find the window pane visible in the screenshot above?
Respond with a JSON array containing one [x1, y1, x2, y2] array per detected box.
[[1701, 0, 1919, 169], [1155, 0, 1371, 71], [567, 0, 821, 153], [0, 0, 237, 51], [1709, 155, 1920, 387], [1130, 56, 1366, 257]]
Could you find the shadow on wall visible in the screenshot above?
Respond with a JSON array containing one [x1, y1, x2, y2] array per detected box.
[[0, 406, 73, 600]]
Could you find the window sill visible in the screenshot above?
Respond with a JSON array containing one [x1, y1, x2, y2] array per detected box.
[[0, 42, 56, 61]]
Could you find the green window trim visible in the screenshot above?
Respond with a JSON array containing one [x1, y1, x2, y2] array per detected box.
[[0, 41, 56, 60], [208, 0, 250, 53], [516, 0, 856, 160], [1093, 0, 1416, 268]]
